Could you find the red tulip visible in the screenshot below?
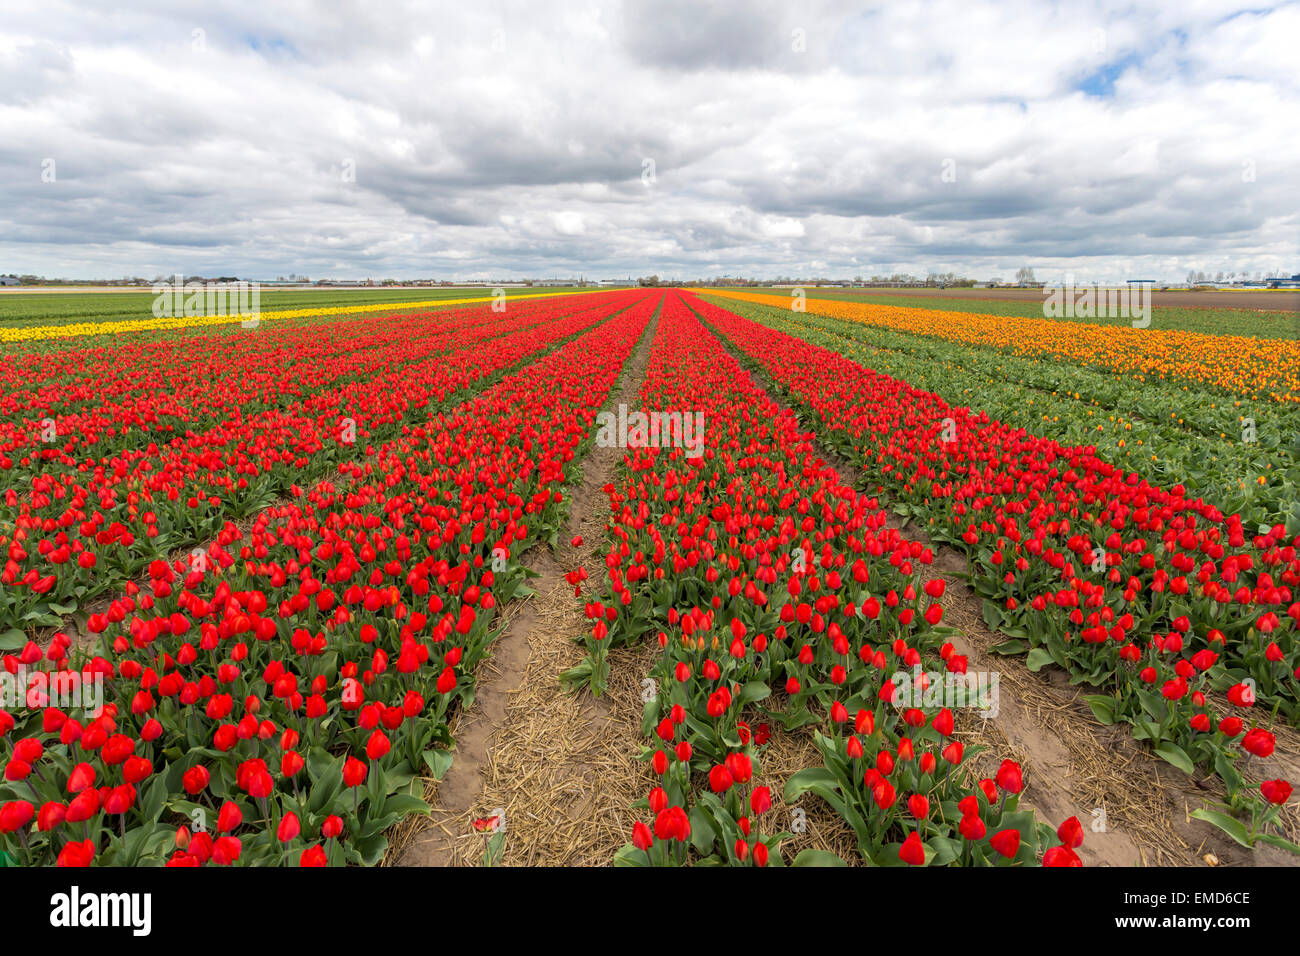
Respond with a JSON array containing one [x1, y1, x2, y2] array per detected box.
[[38, 801, 67, 831], [281, 751, 305, 777], [632, 821, 653, 851], [103, 785, 136, 815], [0, 800, 34, 833], [56, 839, 96, 867], [217, 801, 243, 833], [14, 738, 43, 763], [299, 844, 328, 867], [277, 812, 301, 842], [995, 759, 1023, 795], [651, 749, 669, 775], [709, 765, 734, 793], [990, 828, 1021, 859], [1242, 728, 1276, 759], [122, 756, 153, 785], [1042, 845, 1083, 866], [898, 831, 926, 865], [653, 805, 690, 842], [65, 789, 100, 823], [959, 812, 986, 841], [1227, 683, 1255, 707], [872, 780, 896, 810], [211, 835, 242, 865], [67, 762, 97, 794], [365, 729, 391, 761], [1260, 779, 1293, 805], [100, 733, 135, 765], [1056, 816, 1084, 849], [343, 756, 368, 787], [182, 765, 210, 795], [724, 752, 752, 784]]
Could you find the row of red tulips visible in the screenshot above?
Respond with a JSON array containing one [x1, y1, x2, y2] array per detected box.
[[1, 292, 653, 634], [573, 292, 1083, 866], [3, 304, 498, 445], [690, 294, 1297, 852], [1, 295, 633, 471], [0, 295, 657, 865]]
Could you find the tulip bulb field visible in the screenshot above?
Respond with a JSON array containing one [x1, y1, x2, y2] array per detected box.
[[0, 287, 1297, 870]]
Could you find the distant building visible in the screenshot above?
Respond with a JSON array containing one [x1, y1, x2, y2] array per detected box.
[[0, 276, 21, 286]]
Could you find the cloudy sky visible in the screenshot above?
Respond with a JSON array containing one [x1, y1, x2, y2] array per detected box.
[[1, 0, 1297, 282]]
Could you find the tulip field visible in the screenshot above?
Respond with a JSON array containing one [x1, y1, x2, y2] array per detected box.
[[0, 287, 1296, 867]]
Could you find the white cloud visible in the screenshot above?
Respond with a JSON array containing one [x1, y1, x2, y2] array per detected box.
[[0, 0, 1295, 281], [552, 211, 587, 236]]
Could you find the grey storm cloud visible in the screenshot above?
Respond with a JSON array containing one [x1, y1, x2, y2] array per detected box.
[[0, 0, 1296, 282]]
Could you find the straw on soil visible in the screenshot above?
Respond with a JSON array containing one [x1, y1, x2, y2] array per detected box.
[[389, 312, 660, 866]]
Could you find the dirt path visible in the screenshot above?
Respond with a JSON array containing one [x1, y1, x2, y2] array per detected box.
[[695, 304, 1298, 868], [390, 311, 661, 867]]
